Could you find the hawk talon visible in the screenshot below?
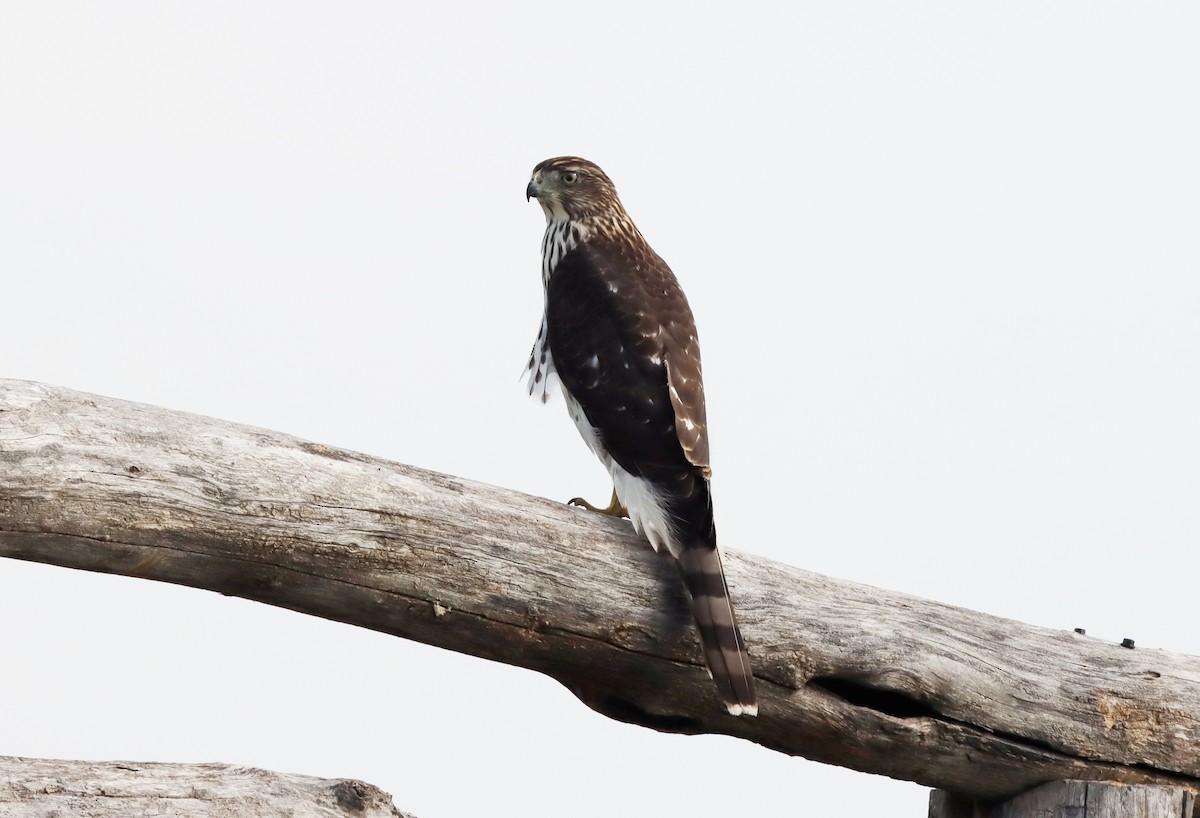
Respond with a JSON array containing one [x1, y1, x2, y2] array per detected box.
[[568, 490, 628, 519]]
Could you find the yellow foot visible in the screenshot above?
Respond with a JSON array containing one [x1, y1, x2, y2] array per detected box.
[[569, 488, 628, 519]]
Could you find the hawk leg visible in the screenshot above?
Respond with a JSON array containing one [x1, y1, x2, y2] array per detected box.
[[569, 488, 628, 519]]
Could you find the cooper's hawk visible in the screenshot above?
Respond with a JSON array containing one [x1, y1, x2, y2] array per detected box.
[[525, 157, 757, 716]]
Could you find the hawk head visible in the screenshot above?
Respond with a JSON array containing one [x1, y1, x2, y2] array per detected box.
[[526, 157, 622, 221]]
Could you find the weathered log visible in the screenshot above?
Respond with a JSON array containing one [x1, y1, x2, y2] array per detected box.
[[0, 756, 410, 817], [2, 379, 1199, 806]]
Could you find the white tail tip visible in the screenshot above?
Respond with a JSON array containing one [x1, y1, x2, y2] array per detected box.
[[726, 702, 759, 717]]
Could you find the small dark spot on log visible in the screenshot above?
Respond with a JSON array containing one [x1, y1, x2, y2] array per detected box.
[[1143, 670, 1161, 679], [809, 676, 940, 720], [332, 779, 372, 812], [611, 622, 656, 647], [1121, 638, 1136, 649], [127, 465, 141, 474], [1074, 627, 1086, 635]]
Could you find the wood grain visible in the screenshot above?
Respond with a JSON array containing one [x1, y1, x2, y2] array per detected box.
[[0, 756, 410, 817], [995, 781, 1194, 818], [2, 379, 1199, 806]]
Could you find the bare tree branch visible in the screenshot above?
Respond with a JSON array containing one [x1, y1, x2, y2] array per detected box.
[[0, 756, 410, 817], [2, 379, 1199, 807]]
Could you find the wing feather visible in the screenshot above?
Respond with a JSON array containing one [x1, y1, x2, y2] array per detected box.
[[546, 237, 709, 482], [543, 225, 754, 715], [665, 333, 711, 477]]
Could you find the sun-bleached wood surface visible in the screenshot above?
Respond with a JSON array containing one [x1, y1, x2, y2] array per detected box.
[[0, 756, 410, 817], [2, 379, 1199, 808]]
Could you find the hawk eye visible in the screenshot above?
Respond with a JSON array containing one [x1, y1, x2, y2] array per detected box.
[[561, 171, 579, 185]]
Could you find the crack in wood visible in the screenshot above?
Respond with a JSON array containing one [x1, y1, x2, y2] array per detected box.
[[809, 675, 941, 719]]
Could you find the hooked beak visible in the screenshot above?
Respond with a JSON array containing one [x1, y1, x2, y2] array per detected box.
[[526, 180, 539, 201]]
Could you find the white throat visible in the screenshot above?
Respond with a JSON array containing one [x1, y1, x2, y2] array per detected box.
[[540, 217, 586, 287]]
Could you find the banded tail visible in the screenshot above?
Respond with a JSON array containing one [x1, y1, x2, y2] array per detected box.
[[630, 469, 758, 716], [676, 541, 758, 716]]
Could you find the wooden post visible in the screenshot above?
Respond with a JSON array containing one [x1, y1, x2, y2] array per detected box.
[[930, 782, 1196, 818], [929, 789, 986, 818]]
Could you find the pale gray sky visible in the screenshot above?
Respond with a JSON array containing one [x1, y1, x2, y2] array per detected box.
[[2, 2, 1198, 816]]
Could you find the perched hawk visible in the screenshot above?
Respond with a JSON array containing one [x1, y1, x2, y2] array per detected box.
[[525, 157, 757, 717]]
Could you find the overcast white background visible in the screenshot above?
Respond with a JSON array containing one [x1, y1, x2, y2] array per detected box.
[[2, 2, 1198, 816]]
